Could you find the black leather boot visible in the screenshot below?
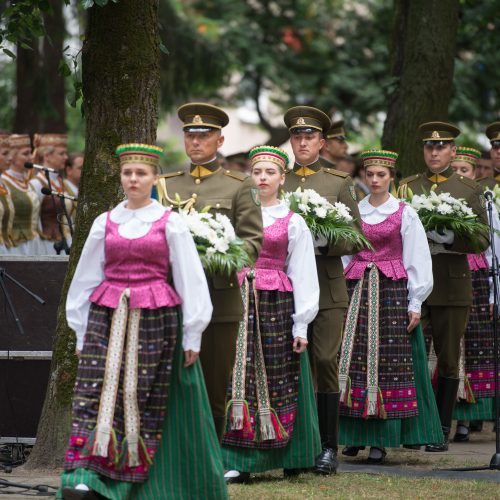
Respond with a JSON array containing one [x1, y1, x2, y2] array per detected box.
[[426, 377, 459, 452], [314, 392, 339, 475]]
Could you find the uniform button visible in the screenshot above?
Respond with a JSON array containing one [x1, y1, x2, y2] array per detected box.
[[192, 193, 197, 198], [301, 177, 306, 182], [195, 178, 201, 184], [177, 171, 181, 174], [226, 170, 230, 174], [215, 203, 220, 208], [229, 283, 234, 287]]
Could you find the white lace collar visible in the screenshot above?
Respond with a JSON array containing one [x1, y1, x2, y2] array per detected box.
[[359, 193, 400, 216], [262, 200, 289, 218], [110, 199, 168, 224]]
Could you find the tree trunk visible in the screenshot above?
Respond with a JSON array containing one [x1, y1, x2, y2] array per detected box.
[[25, 0, 160, 469], [40, 0, 66, 132], [13, 41, 40, 134], [13, 1, 66, 135], [381, 0, 459, 178]]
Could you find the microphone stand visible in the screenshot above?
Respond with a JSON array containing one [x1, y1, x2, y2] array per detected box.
[[439, 195, 500, 471], [42, 169, 70, 255]]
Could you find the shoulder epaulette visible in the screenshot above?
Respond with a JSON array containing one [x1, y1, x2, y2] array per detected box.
[[223, 169, 247, 181], [456, 175, 479, 189], [160, 171, 184, 179], [323, 167, 349, 178], [399, 173, 421, 185]]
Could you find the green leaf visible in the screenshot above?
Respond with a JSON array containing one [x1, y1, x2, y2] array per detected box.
[[2, 48, 16, 59], [58, 59, 72, 77]]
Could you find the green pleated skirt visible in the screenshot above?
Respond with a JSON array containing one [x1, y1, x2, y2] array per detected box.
[[221, 352, 321, 472], [339, 325, 444, 447], [454, 398, 494, 420], [59, 330, 228, 500]]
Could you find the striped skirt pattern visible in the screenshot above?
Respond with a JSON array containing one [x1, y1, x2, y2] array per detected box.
[[339, 325, 444, 447], [222, 289, 300, 449], [340, 275, 417, 419], [221, 352, 321, 472], [59, 327, 228, 500], [64, 304, 178, 482]]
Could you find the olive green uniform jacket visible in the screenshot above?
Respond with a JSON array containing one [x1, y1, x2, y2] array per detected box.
[[158, 159, 263, 322], [398, 168, 489, 306], [284, 159, 364, 310]]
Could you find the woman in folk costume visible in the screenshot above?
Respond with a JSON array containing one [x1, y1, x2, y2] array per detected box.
[[0, 133, 14, 253], [339, 150, 443, 464], [448, 147, 500, 442], [30, 133, 72, 253], [60, 144, 228, 500], [222, 146, 321, 483], [1, 134, 47, 255]]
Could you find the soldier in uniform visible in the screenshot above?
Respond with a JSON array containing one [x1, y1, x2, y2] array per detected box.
[[397, 122, 489, 452], [283, 106, 364, 474], [319, 120, 348, 169], [156, 103, 263, 439], [483, 122, 500, 186]]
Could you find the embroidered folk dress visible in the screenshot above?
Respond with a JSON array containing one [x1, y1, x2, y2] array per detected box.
[[339, 194, 443, 447], [30, 171, 74, 253], [1, 169, 48, 255], [60, 200, 228, 500], [222, 202, 322, 472], [0, 177, 14, 253]]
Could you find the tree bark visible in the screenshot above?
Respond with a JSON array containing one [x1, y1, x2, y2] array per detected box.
[[381, 0, 459, 178], [13, 1, 66, 135], [13, 41, 40, 134], [26, 0, 160, 469], [40, 0, 66, 132]]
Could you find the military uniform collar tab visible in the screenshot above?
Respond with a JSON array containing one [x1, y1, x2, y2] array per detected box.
[[293, 158, 321, 172], [427, 166, 452, 178]]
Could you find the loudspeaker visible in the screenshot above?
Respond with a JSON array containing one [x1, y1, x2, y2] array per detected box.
[[0, 256, 68, 443]]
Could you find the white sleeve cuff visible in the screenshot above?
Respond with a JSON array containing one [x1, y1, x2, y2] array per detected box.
[[182, 329, 202, 353], [292, 323, 308, 340], [408, 298, 422, 314]]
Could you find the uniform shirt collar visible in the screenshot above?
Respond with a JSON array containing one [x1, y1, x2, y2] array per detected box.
[[293, 158, 322, 172], [190, 157, 219, 173], [426, 165, 453, 178], [359, 193, 399, 216], [110, 199, 166, 223]]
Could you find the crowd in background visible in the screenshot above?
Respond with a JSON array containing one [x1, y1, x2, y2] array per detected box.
[[0, 131, 82, 256]]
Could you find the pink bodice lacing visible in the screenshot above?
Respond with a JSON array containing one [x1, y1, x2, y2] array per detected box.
[[90, 210, 181, 309], [345, 202, 407, 280], [239, 210, 294, 291], [467, 252, 488, 271]]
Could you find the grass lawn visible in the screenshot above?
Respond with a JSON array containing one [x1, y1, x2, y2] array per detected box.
[[228, 471, 500, 499]]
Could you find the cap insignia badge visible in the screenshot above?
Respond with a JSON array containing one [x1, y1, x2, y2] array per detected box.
[[431, 131, 440, 138], [296, 117, 306, 125], [193, 115, 203, 124]]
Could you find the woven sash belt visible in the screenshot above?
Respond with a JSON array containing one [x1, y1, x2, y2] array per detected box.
[[338, 263, 386, 418], [226, 271, 288, 441], [86, 288, 145, 467]]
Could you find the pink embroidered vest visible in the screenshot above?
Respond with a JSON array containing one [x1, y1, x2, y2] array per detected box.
[[90, 210, 181, 309], [240, 210, 294, 292], [345, 202, 407, 280], [467, 252, 488, 271]]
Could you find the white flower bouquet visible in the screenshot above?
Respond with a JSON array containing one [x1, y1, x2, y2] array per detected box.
[[179, 207, 252, 276], [282, 188, 370, 249], [404, 185, 489, 250]]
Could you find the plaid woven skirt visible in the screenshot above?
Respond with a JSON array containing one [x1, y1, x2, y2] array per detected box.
[[222, 289, 300, 449], [339, 325, 443, 447], [59, 326, 228, 500], [63, 304, 178, 483], [462, 269, 496, 399], [340, 273, 417, 419]]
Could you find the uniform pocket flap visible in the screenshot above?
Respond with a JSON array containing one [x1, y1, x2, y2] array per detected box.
[[326, 259, 344, 278]]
